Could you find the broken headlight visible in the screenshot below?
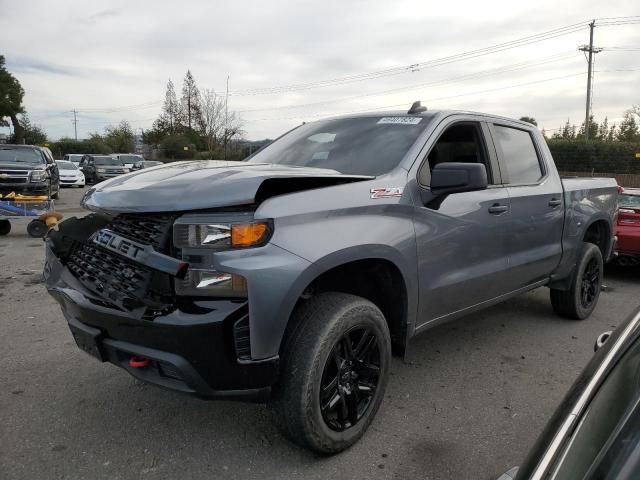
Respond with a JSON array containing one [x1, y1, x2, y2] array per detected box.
[[173, 214, 272, 297]]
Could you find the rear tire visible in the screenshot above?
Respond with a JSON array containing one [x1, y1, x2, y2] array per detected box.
[[0, 220, 11, 236], [270, 292, 391, 454], [550, 242, 603, 320]]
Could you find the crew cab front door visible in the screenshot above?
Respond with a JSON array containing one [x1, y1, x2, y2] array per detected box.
[[410, 118, 512, 328]]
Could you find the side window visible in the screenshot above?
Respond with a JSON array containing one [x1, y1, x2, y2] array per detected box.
[[493, 125, 543, 185], [419, 123, 492, 186]]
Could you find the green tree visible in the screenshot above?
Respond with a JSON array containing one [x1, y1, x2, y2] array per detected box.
[[153, 79, 180, 136], [560, 119, 577, 140], [616, 111, 640, 142], [519, 116, 538, 126], [0, 55, 26, 143], [179, 70, 203, 132], [598, 117, 609, 141], [578, 115, 599, 140], [104, 120, 134, 152], [19, 113, 48, 145], [85, 133, 111, 154], [161, 134, 193, 159]]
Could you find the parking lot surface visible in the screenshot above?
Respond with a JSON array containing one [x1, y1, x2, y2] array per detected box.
[[1, 187, 638, 480]]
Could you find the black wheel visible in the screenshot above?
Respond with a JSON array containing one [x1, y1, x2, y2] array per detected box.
[[0, 220, 11, 236], [550, 242, 603, 320], [26, 219, 48, 238], [270, 292, 391, 454]]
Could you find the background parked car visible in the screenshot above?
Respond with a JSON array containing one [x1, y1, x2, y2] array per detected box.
[[62, 154, 85, 166], [0, 144, 60, 199], [55, 160, 85, 188], [79, 155, 130, 184], [111, 153, 144, 169], [615, 187, 640, 266], [131, 160, 163, 170], [500, 307, 640, 479]]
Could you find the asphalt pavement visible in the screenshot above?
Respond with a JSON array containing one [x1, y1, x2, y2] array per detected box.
[[1, 186, 639, 480]]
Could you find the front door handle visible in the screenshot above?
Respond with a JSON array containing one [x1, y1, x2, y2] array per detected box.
[[548, 198, 562, 207], [488, 204, 509, 214]]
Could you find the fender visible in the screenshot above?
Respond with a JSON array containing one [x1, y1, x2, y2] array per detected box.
[[273, 243, 419, 354]]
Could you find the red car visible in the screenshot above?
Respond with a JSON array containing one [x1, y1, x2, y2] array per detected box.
[[616, 187, 640, 265]]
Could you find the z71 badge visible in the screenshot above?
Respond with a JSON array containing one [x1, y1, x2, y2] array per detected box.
[[370, 187, 404, 199]]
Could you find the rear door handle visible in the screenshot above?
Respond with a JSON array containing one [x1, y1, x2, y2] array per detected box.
[[548, 198, 562, 207], [488, 204, 509, 214]]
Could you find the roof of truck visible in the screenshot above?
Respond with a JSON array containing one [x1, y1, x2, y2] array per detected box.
[[320, 109, 537, 129]]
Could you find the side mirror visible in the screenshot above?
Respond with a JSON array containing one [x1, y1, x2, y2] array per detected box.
[[430, 162, 488, 195], [594, 331, 612, 352]]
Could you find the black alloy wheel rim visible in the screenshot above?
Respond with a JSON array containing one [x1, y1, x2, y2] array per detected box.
[[581, 257, 600, 308], [319, 326, 382, 432]]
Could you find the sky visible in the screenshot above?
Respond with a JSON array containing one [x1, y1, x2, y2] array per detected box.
[[1, 0, 638, 141]]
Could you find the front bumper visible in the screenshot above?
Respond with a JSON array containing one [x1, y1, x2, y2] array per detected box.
[[0, 181, 49, 195], [60, 177, 85, 186], [96, 173, 124, 181], [45, 244, 279, 401]]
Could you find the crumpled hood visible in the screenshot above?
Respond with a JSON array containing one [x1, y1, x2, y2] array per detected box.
[[81, 160, 373, 213]]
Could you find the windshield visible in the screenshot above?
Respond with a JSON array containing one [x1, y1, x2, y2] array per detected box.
[[620, 194, 640, 206], [57, 161, 78, 170], [247, 116, 430, 176], [94, 156, 124, 166], [0, 147, 44, 164]]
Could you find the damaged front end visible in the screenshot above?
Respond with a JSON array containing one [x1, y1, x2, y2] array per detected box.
[[44, 212, 278, 401], [46, 212, 182, 316]]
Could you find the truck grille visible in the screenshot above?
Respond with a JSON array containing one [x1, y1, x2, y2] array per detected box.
[[0, 169, 29, 184], [67, 243, 151, 309], [108, 214, 173, 250], [66, 214, 174, 310]]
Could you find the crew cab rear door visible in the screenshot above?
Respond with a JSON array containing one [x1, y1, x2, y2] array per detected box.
[[410, 116, 513, 327], [488, 121, 564, 288]]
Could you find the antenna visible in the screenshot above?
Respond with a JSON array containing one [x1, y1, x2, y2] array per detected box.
[[408, 101, 427, 114]]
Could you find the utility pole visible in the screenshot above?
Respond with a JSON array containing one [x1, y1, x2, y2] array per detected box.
[[578, 20, 602, 141], [224, 75, 229, 159], [71, 109, 79, 140]]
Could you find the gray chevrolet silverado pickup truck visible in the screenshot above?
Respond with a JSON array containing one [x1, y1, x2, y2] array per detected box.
[[44, 106, 618, 453]]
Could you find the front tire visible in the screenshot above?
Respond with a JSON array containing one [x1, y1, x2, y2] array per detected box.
[[550, 242, 603, 320], [50, 182, 60, 199], [270, 292, 391, 454]]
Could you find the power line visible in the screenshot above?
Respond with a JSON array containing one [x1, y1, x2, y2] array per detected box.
[[229, 21, 591, 96], [244, 72, 588, 122], [236, 51, 580, 114]]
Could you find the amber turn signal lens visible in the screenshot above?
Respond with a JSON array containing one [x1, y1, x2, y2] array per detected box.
[[231, 222, 269, 247]]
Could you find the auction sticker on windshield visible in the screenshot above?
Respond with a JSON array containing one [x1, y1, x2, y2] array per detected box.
[[377, 117, 422, 125]]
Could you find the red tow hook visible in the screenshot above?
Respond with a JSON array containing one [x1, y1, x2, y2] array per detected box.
[[129, 356, 151, 368]]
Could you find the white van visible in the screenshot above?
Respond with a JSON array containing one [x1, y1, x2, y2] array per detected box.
[[63, 154, 85, 165]]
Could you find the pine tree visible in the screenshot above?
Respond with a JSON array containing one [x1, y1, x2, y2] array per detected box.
[[599, 117, 609, 141], [578, 115, 598, 140], [561, 119, 576, 140], [151, 80, 180, 135], [180, 70, 204, 132], [617, 111, 640, 142]]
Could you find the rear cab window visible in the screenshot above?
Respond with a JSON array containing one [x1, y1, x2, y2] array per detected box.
[[492, 125, 544, 185]]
